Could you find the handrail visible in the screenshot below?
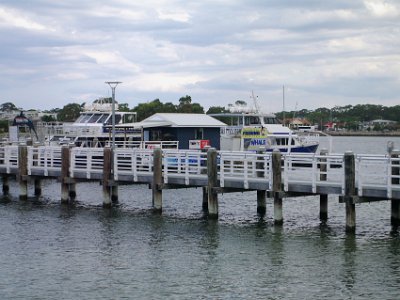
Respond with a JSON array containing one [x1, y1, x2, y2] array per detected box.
[[0, 145, 399, 199]]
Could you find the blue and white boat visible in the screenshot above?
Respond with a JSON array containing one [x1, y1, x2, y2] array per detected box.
[[209, 97, 319, 153]]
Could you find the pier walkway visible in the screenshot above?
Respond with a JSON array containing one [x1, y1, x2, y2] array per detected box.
[[1, 144, 400, 232]]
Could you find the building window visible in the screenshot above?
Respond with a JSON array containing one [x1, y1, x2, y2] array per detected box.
[[195, 128, 204, 139]]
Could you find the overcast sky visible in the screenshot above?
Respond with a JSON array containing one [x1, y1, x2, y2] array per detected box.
[[0, 0, 399, 113]]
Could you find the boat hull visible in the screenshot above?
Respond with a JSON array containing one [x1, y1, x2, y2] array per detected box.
[[267, 143, 319, 153]]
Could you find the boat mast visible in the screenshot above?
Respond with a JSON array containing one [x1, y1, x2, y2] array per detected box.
[[251, 90, 261, 113], [283, 85, 285, 127]]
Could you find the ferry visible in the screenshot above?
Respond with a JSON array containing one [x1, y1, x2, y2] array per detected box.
[[41, 98, 142, 147], [209, 96, 319, 153]]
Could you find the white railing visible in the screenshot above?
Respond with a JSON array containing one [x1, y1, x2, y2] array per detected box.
[[0, 146, 18, 173], [29, 146, 62, 176], [1, 145, 400, 199], [163, 150, 207, 185], [70, 148, 104, 179], [283, 153, 344, 193], [113, 148, 153, 181], [219, 151, 272, 189]]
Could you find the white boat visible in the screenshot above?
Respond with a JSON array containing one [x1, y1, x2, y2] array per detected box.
[[209, 96, 319, 153], [40, 98, 144, 147]]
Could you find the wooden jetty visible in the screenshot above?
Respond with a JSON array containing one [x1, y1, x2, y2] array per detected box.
[[1, 143, 400, 232]]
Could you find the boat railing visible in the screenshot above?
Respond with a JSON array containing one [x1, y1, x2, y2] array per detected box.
[[103, 140, 179, 149], [220, 126, 242, 136], [296, 133, 320, 145]]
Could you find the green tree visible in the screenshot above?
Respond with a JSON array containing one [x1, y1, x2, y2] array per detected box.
[[177, 95, 193, 113], [206, 106, 229, 114], [41, 115, 57, 122], [0, 120, 8, 132], [0, 102, 18, 112], [132, 99, 165, 121], [57, 103, 82, 122], [163, 102, 177, 113], [177, 95, 204, 113], [118, 103, 130, 112]]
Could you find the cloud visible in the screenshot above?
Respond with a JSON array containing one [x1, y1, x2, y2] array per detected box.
[[0, 6, 48, 31], [0, 0, 399, 112], [364, 0, 399, 17]]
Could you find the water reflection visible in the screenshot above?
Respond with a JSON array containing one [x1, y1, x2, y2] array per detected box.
[[341, 235, 357, 297]]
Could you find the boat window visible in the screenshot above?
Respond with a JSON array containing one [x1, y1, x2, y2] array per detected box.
[[263, 117, 279, 124], [276, 138, 289, 146], [79, 114, 92, 123], [87, 113, 103, 123], [75, 115, 85, 123], [245, 116, 261, 125], [105, 114, 122, 125], [97, 114, 109, 124], [123, 114, 136, 123]]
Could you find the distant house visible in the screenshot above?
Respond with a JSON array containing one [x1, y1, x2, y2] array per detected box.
[[116, 113, 226, 149], [288, 118, 311, 129], [371, 119, 396, 126]]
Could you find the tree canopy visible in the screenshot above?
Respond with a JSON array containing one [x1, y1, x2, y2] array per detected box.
[[132, 96, 205, 121], [57, 103, 82, 122], [0, 102, 19, 112]]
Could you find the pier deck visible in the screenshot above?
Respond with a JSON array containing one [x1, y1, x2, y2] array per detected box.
[[1, 144, 400, 232]]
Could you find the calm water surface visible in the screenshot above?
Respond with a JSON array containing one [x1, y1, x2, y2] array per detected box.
[[1, 136, 400, 299]]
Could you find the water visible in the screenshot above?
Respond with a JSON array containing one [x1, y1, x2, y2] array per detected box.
[[1, 136, 400, 299]]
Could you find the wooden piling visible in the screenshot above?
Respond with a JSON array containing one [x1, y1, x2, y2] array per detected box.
[[344, 151, 356, 233], [33, 143, 42, 197], [152, 147, 163, 212], [18, 144, 28, 200], [272, 149, 283, 224], [61, 145, 70, 204], [256, 148, 266, 216], [102, 146, 112, 207], [390, 150, 400, 227], [201, 146, 210, 211], [207, 147, 218, 218], [319, 148, 328, 221]]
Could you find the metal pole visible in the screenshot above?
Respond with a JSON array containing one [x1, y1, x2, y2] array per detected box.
[[105, 81, 122, 149]]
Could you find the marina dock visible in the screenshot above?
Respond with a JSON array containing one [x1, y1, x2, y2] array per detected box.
[[1, 143, 400, 232]]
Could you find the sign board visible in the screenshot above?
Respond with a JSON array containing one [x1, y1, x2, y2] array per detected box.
[[241, 127, 269, 151], [9, 126, 18, 142]]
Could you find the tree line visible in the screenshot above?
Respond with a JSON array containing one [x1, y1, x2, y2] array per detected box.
[[1, 99, 400, 131], [275, 104, 400, 130]]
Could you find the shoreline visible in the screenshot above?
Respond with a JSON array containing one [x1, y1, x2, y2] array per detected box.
[[323, 131, 400, 137]]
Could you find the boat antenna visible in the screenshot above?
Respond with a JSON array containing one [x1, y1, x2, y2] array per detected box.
[[251, 90, 261, 113]]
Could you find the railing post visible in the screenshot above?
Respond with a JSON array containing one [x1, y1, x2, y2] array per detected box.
[[68, 143, 77, 201], [272, 149, 283, 224], [256, 148, 266, 216], [344, 151, 356, 233], [207, 147, 218, 218], [152, 147, 163, 212], [319, 148, 328, 221], [33, 142, 42, 197], [61, 145, 71, 204], [18, 144, 28, 200], [102, 146, 112, 207], [391, 149, 400, 228], [202, 146, 210, 211]]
